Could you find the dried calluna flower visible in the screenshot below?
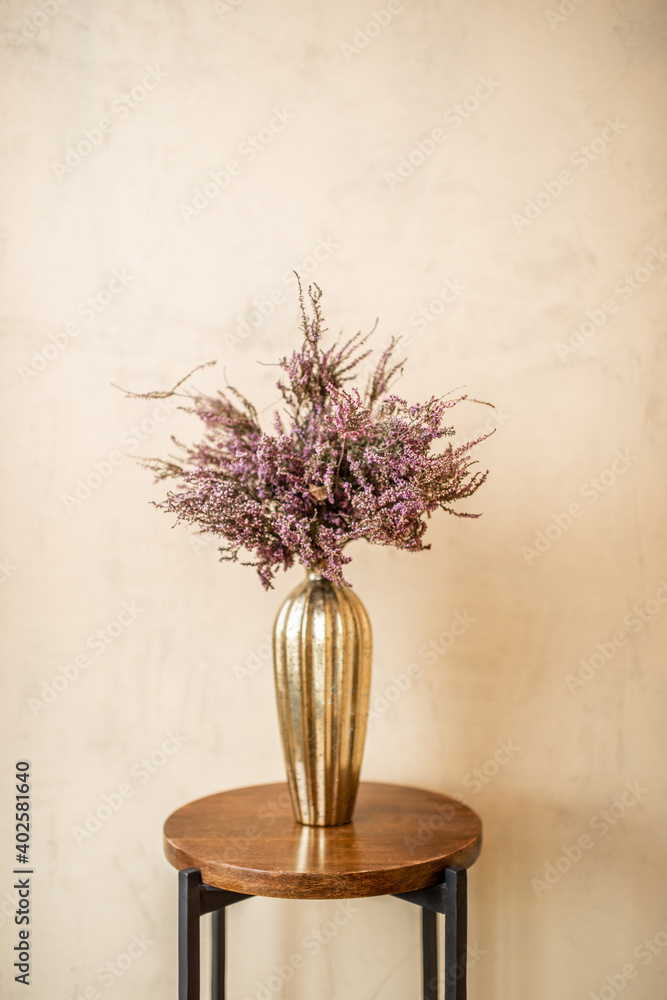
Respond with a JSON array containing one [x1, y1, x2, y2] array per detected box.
[[123, 280, 492, 589]]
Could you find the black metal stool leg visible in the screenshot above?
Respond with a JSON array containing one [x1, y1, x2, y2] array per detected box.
[[422, 906, 438, 1000], [177, 868, 250, 1000], [393, 864, 470, 1000], [444, 866, 467, 1000], [179, 868, 202, 1000], [211, 908, 226, 1000]]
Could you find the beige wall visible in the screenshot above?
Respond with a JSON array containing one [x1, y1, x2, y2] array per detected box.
[[2, 0, 666, 997]]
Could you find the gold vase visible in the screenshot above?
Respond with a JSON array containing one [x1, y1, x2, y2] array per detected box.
[[273, 570, 372, 826]]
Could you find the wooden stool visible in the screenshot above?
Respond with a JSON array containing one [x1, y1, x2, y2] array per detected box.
[[164, 781, 482, 1000]]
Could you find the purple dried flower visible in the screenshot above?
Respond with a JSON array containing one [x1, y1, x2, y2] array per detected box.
[[128, 280, 492, 589]]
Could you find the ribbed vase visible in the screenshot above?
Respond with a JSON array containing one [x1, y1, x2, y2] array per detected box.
[[273, 570, 372, 826]]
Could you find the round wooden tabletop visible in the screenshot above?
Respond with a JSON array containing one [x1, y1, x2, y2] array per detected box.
[[164, 781, 482, 899]]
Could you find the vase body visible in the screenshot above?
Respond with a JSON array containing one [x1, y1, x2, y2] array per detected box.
[[273, 571, 372, 826]]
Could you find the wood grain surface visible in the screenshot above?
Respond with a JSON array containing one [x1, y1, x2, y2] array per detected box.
[[163, 781, 482, 899]]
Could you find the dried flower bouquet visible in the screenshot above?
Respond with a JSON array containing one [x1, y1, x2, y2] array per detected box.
[[131, 281, 491, 589]]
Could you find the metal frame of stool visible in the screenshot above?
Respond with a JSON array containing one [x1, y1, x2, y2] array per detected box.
[[178, 865, 468, 1000]]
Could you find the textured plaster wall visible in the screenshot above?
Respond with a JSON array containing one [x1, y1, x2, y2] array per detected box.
[[1, 1, 666, 998]]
